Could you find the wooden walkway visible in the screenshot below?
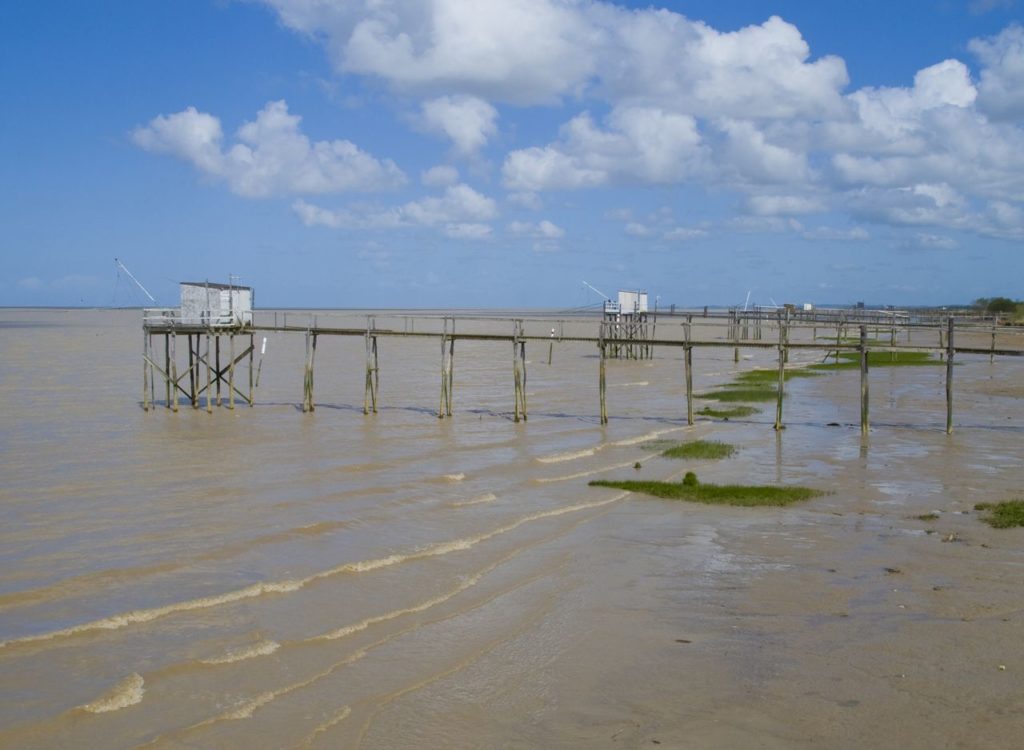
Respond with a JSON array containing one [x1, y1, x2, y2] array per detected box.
[[142, 308, 1024, 434]]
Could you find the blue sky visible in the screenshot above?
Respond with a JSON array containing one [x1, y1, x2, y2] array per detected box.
[[2, 0, 1022, 309]]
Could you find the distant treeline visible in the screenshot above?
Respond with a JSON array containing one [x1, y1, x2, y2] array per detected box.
[[974, 297, 1024, 322]]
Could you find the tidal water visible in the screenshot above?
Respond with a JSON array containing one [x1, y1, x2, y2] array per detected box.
[[1, 308, 1022, 749]]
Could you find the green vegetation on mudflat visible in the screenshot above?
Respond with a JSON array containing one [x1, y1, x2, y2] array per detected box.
[[699, 387, 779, 402], [974, 500, 1024, 528], [811, 351, 942, 371], [697, 405, 759, 419], [589, 478, 823, 507], [660, 440, 736, 460], [733, 368, 820, 385]]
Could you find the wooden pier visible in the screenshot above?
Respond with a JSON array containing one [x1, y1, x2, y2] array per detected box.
[[142, 307, 1024, 435]]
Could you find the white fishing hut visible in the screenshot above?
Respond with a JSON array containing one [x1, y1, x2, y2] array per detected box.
[[179, 281, 253, 327], [603, 289, 653, 359]]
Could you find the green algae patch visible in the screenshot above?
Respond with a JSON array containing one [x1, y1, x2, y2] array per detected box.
[[974, 500, 1024, 528], [697, 406, 759, 419], [589, 478, 823, 507], [660, 440, 736, 460], [734, 368, 820, 385], [699, 387, 779, 402], [811, 351, 942, 371]]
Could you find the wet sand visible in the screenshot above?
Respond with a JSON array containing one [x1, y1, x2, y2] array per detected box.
[[1, 309, 1022, 748]]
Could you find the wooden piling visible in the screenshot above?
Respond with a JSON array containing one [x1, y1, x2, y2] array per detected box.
[[215, 336, 222, 406], [149, 333, 155, 407], [164, 334, 171, 408], [248, 333, 254, 406], [512, 320, 527, 422], [774, 312, 785, 431], [364, 329, 379, 415], [170, 332, 179, 413], [518, 336, 527, 420], [732, 309, 739, 363], [438, 318, 453, 418], [142, 331, 150, 411], [205, 332, 212, 413], [684, 316, 693, 426], [599, 322, 608, 425], [228, 334, 235, 410], [302, 330, 317, 413], [188, 335, 197, 408], [946, 317, 954, 434], [860, 325, 869, 435]]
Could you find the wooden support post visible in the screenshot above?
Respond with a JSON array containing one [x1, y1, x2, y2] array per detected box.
[[512, 320, 527, 423], [206, 332, 213, 413], [169, 331, 179, 413], [990, 329, 996, 364], [364, 330, 380, 415], [946, 317, 954, 434], [684, 315, 693, 426], [164, 334, 171, 408], [446, 337, 453, 417], [303, 329, 317, 413], [732, 309, 739, 363], [188, 335, 198, 408], [890, 320, 897, 362], [228, 333, 235, 410], [142, 330, 150, 411], [215, 336, 222, 406], [439, 319, 452, 418], [774, 312, 785, 431], [860, 325, 869, 436], [439, 334, 448, 418], [685, 346, 693, 426], [517, 335, 528, 421], [149, 333, 155, 407], [599, 322, 608, 425], [248, 333, 254, 406]]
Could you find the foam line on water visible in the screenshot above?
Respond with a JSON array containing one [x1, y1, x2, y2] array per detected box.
[[301, 706, 352, 747], [0, 497, 621, 650], [536, 447, 598, 463], [78, 673, 144, 714], [0, 519, 353, 615], [449, 492, 497, 507], [136, 506, 623, 747], [536, 459, 654, 483], [200, 639, 280, 665], [612, 425, 692, 446]]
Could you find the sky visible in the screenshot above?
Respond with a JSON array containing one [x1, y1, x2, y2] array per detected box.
[[2, 0, 1023, 309]]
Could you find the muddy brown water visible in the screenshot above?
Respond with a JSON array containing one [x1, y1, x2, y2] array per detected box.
[[1, 308, 1022, 748]]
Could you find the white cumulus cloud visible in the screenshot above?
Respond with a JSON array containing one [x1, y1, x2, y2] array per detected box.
[[508, 220, 565, 238], [420, 95, 498, 155], [293, 183, 498, 238], [133, 100, 405, 197], [502, 106, 703, 190], [421, 165, 460, 187], [970, 24, 1024, 120]]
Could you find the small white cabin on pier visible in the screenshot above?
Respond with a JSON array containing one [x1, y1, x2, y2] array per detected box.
[[144, 281, 253, 329], [180, 282, 253, 326]]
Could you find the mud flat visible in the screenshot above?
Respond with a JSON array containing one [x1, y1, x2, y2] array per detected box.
[[0, 309, 1021, 748]]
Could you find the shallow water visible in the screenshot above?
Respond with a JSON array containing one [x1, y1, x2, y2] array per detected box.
[[1, 309, 1022, 748]]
